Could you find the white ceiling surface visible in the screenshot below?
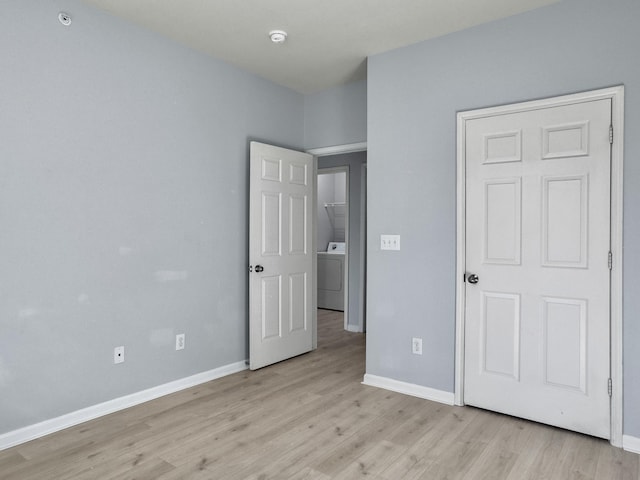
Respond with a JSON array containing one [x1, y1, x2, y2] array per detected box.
[[79, 0, 560, 94]]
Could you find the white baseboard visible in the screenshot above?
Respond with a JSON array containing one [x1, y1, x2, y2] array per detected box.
[[623, 434, 640, 454], [346, 324, 362, 333], [362, 374, 455, 406], [0, 360, 248, 451]]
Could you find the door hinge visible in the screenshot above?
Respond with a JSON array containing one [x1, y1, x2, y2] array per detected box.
[[609, 124, 614, 145], [608, 251, 613, 270], [608, 378, 613, 397]]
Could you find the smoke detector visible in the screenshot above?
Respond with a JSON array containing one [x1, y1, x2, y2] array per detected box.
[[269, 30, 287, 44], [58, 12, 72, 26]]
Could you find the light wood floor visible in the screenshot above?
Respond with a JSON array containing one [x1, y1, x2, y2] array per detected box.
[[1, 309, 638, 479]]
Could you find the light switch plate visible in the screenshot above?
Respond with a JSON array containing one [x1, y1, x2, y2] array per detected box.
[[381, 234, 401, 251]]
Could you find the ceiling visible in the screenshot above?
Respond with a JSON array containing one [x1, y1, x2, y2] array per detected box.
[[78, 0, 560, 94]]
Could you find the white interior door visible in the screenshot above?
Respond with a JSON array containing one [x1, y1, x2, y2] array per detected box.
[[249, 142, 315, 370], [463, 99, 612, 438]]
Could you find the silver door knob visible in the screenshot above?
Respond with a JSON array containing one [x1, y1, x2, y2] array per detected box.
[[255, 265, 264, 273], [467, 274, 479, 284]]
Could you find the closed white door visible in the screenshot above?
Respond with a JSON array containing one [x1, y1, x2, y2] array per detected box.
[[249, 142, 315, 370], [464, 99, 612, 438]]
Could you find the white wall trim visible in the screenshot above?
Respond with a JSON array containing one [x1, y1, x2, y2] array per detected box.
[[359, 163, 367, 333], [307, 142, 367, 157], [610, 86, 625, 448], [346, 324, 362, 333], [0, 360, 248, 451], [312, 155, 318, 349], [454, 106, 467, 408], [362, 374, 455, 405], [623, 435, 640, 455], [455, 86, 625, 447]]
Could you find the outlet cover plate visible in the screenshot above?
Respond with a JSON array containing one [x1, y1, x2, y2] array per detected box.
[[114, 346, 125, 364], [176, 334, 185, 350], [412, 338, 423, 355]]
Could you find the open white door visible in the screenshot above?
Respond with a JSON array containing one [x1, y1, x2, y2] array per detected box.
[[249, 142, 315, 370]]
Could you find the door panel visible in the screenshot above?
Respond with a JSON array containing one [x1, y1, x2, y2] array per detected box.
[[289, 273, 307, 332], [289, 195, 307, 255], [250, 142, 315, 370], [261, 275, 282, 340], [262, 192, 282, 256], [542, 296, 587, 392], [482, 292, 520, 380], [542, 175, 588, 267], [484, 178, 521, 264], [464, 99, 611, 438]]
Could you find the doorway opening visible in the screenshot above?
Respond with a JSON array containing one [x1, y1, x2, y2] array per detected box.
[[248, 142, 367, 370], [317, 167, 348, 326], [315, 150, 367, 335]]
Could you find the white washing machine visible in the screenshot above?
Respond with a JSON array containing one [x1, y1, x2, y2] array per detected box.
[[326, 241, 346, 254], [317, 242, 345, 311]]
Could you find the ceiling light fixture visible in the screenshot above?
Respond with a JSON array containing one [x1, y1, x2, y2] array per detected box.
[[269, 30, 287, 44]]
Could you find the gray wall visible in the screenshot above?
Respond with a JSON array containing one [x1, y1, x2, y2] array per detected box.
[[319, 153, 367, 331], [366, 0, 640, 436], [0, 0, 303, 434], [304, 80, 367, 149]]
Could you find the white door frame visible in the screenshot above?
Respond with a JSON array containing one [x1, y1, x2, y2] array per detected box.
[[454, 87, 624, 447], [360, 163, 367, 333], [307, 142, 367, 157], [318, 166, 350, 330], [307, 142, 367, 334]]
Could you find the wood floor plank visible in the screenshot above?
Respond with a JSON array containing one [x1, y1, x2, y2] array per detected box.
[[1, 422, 152, 480], [331, 439, 406, 479], [551, 432, 605, 479], [220, 395, 378, 479], [0, 309, 637, 480], [379, 408, 484, 480], [594, 442, 640, 480], [0, 451, 27, 468]]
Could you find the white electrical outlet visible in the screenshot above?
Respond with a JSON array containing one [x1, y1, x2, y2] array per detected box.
[[381, 234, 401, 251], [114, 346, 125, 364], [176, 333, 185, 351], [412, 338, 423, 355]]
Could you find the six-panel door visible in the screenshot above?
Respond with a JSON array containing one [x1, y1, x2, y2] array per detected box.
[[464, 99, 612, 438], [249, 142, 315, 370]]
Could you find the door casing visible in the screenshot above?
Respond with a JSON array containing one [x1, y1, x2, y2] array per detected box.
[[454, 86, 624, 447]]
